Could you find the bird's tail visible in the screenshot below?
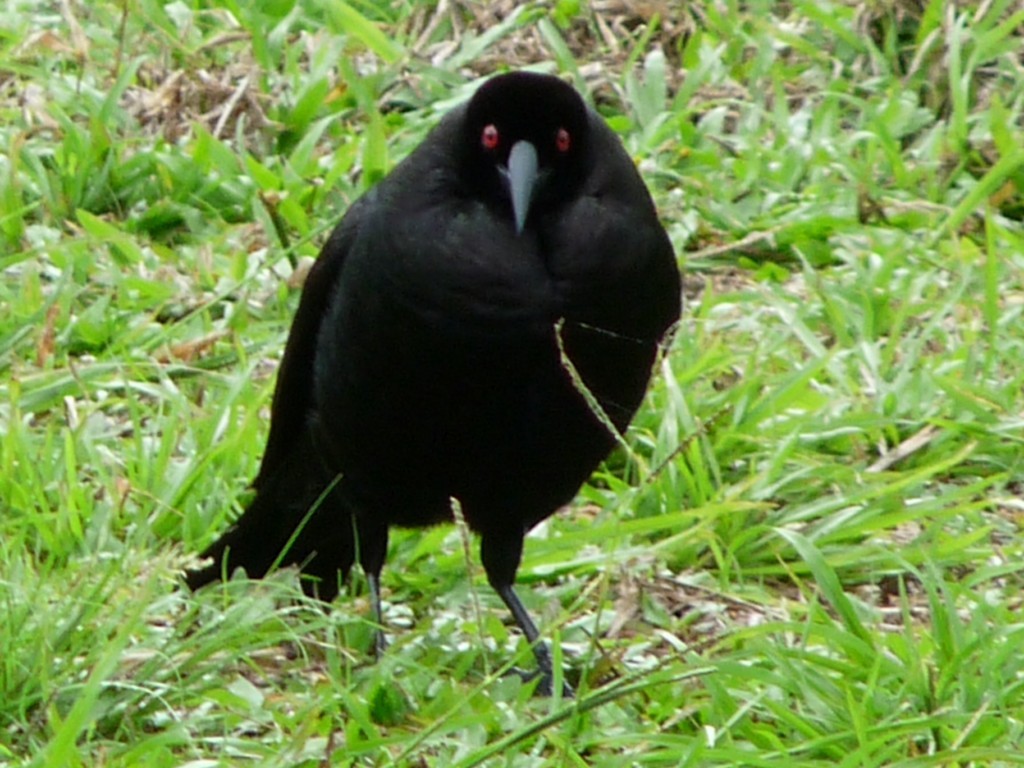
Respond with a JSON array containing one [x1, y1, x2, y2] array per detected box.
[[184, 431, 355, 602]]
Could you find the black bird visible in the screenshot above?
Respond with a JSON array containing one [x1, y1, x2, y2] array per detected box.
[[186, 71, 680, 693]]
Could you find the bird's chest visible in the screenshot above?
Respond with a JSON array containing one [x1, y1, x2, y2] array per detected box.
[[349, 292, 566, 430], [310, 204, 650, 507], [320, 271, 594, 429]]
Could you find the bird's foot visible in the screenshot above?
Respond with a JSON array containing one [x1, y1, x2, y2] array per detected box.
[[506, 666, 574, 698]]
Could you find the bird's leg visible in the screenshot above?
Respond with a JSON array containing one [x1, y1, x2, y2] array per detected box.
[[366, 569, 388, 656], [355, 518, 390, 656], [493, 583, 559, 691], [481, 531, 573, 697]]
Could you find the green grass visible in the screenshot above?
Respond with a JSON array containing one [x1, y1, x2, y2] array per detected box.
[[2, 0, 1023, 765]]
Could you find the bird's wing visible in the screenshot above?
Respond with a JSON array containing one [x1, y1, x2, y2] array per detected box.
[[551, 109, 682, 338], [254, 197, 368, 489]]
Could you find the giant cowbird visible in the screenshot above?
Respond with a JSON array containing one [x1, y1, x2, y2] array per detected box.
[[186, 71, 680, 693]]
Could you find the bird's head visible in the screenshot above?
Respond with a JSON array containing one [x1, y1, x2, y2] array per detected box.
[[462, 72, 590, 235]]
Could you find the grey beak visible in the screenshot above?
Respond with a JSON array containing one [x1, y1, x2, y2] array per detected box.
[[505, 140, 538, 235]]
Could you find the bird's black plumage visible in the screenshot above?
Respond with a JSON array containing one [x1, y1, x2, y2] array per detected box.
[[186, 72, 681, 693]]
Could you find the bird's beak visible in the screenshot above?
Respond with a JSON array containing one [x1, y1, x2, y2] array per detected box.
[[505, 140, 538, 235]]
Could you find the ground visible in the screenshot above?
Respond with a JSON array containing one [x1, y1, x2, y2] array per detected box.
[[1, 1, 1023, 766]]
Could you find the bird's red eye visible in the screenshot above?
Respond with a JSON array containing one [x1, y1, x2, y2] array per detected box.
[[555, 127, 571, 153], [481, 124, 500, 150]]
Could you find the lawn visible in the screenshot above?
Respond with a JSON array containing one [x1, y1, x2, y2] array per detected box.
[[1, 1, 1023, 766]]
